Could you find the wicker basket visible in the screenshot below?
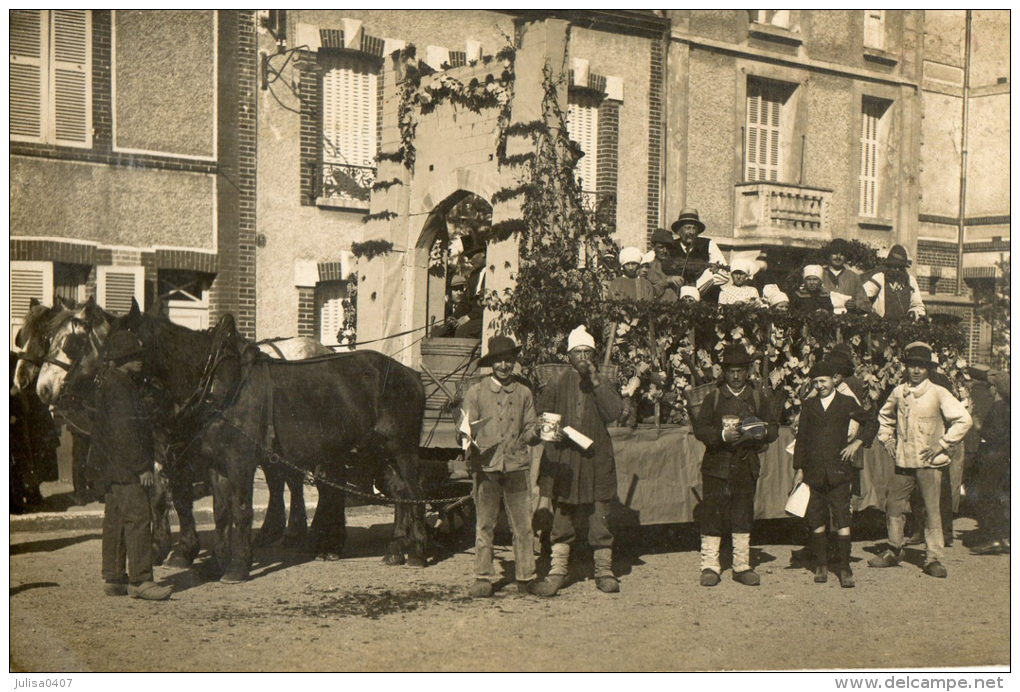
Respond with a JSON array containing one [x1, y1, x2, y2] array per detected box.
[[684, 382, 718, 420], [530, 362, 621, 393]]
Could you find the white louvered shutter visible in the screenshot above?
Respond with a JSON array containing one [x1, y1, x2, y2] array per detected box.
[[322, 59, 377, 168], [98, 266, 145, 316], [745, 79, 782, 182], [10, 261, 54, 348], [864, 10, 885, 50], [316, 282, 346, 346], [859, 99, 882, 216], [567, 98, 599, 193], [51, 10, 91, 146], [11, 10, 46, 141]]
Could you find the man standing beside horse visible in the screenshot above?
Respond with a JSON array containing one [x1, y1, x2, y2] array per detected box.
[[460, 336, 541, 597], [88, 331, 172, 601]]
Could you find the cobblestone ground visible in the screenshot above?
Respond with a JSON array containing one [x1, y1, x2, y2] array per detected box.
[[10, 509, 1009, 672]]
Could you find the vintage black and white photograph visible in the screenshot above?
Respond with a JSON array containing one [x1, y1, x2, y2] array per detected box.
[[8, 8, 1011, 675]]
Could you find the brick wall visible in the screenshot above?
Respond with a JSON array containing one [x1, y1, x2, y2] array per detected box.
[[92, 11, 113, 150], [236, 10, 258, 338], [299, 56, 321, 206], [645, 36, 665, 238], [296, 286, 316, 337], [596, 99, 620, 232]]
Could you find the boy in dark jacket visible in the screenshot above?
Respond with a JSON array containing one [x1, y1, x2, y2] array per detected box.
[[793, 360, 876, 588], [88, 331, 172, 601], [693, 344, 778, 586]]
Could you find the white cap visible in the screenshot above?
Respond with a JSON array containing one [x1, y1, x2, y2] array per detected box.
[[803, 264, 824, 279], [567, 325, 596, 352], [730, 258, 755, 276], [619, 247, 643, 266], [768, 290, 790, 307], [679, 286, 701, 301], [762, 283, 781, 300], [640, 250, 656, 265]]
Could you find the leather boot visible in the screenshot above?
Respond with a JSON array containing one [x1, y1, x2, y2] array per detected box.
[[532, 543, 569, 597], [811, 531, 828, 583], [836, 535, 855, 588], [594, 548, 619, 593], [700, 534, 721, 584], [732, 533, 760, 586]]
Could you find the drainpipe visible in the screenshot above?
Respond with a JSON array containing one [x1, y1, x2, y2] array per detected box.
[[955, 10, 972, 295]]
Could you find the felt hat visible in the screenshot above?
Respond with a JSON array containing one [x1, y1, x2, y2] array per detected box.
[[567, 325, 596, 352], [884, 244, 912, 268], [802, 264, 824, 279], [449, 273, 467, 288], [670, 207, 706, 234], [679, 285, 701, 301], [619, 247, 643, 266], [808, 359, 839, 379], [104, 330, 144, 363], [720, 343, 754, 367], [902, 341, 935, 368], [650, 228, 675, 246], [478, 335, 521, 367]]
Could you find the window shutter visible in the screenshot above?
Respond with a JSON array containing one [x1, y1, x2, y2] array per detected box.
[[10, 10, 46, 141], [98, 266, 145, 316], [316, 281, 346, 346], [745, 79, 782, 182], [864, 10, 885, 50], [322, 59, 377, 168], [567, 98, 599, 193], [859, 99, 882, 217], [51, 9, 91, 146], [10, 261, 54, 347]]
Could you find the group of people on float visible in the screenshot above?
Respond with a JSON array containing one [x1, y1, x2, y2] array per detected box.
[[457, 209, 1008, 598], [608, 207, 927, 320]]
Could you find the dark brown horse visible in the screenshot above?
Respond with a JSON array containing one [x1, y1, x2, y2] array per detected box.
[[104, 303, 429, 582]]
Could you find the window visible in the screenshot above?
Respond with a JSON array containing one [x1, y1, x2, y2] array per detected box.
[[320, 53, 378, 207], [159, 270, 211, 331], [315, 281, 346, 346], [863, 10, 886, 50], [859, 97, 891, 217], [10, 261, 54, 348], [10, 10, 92, 147], [744, 77, 796, 182], [753, 10, 791, 29], [97, 266, 145, 316], [567, 92, 600, 196]]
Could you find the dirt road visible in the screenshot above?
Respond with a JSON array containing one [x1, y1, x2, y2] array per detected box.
[[10, 509, 1009, 672]]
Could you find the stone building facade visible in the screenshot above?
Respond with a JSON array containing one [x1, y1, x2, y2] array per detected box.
[[9, 10, 1009, 363], [10, 10, 258, 341]]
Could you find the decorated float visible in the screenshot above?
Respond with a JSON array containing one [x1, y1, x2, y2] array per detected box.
[[342, 19, 971, 526]]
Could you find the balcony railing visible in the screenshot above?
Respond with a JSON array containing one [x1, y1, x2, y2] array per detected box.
[[319, 162, 375, 208], [734, 181, 832, 242]]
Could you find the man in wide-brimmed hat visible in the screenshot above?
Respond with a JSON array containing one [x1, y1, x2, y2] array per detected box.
[[862, 245, 926, 320], [670, 208, 729, 302], [87, 330, 173, 601], [869, 342, 971, 577], [692, 344, 778, 587], [460, 335, 541, 597]]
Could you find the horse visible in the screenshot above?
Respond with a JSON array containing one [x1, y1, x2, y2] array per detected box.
[[34, 296, 332, 566], [99, 303, 429, 582]]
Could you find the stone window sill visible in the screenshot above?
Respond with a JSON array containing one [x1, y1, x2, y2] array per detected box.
[[863, 48, 899, 67], [316, 196, 370, 212], [748, 22, 803, 47], [857, 216, 894, 231]]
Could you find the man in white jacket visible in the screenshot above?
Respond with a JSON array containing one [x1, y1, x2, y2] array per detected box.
[[869, 342, 972, 577]]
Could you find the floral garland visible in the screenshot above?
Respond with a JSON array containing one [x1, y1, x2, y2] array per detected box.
[[594, 300, 969, 426]]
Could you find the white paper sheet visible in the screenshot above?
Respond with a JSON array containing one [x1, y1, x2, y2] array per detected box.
[[562, 425, 594, 450], [785, 482, 811, 518]]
